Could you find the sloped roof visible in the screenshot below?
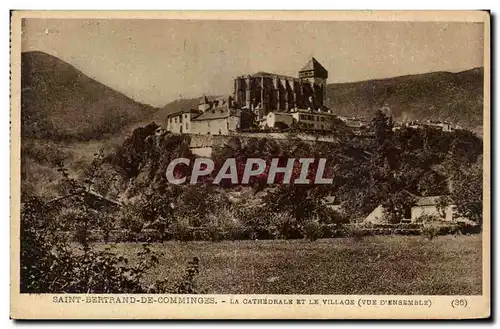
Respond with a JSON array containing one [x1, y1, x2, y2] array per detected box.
[[251, 71, 297, 80], [414, 196, 444, 206], [167, 108, 202, 118], [192, 107, 240, 121], [300, 57, 326, 72], [299, 57, 328, 79]]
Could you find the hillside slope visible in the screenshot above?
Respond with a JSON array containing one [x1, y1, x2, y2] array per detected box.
[[21, 51, 156, 141], [326, 68, 484, 130]]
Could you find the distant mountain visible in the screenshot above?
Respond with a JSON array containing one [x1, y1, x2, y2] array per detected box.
[[153, 98, 202, 123], [326, 68, 484, 131], [21, 51, 156, 141]]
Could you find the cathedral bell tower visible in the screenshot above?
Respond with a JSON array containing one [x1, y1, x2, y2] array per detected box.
[[298, 57, 328, 110]]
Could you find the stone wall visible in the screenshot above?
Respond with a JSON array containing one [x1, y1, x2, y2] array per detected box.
[[186, 132, 339, 157]]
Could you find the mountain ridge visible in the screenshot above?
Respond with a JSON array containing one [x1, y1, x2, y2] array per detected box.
[[21, 51, 157, 141], [325, 67, 483, 130], [21, 51, 484, 142]]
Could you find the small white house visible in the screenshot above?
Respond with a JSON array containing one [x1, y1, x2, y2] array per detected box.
[[410, 196, 454, 222], [364, 205, 387, 224], [261, 112, 294, 130], [364, 195, 458, 224]]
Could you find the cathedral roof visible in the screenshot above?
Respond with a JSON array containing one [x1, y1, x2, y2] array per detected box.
[[299, 57, 328, 79], [251, 71, 297, 80], [300, 57, 324, 71]]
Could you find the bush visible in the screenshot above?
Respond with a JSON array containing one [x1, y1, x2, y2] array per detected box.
[[316, 207, 349, 226], [205, 207, 246, 242], [175, 257, 206, 294], [170, 216, 192, 242], [418, 214, 442, 240], [421, 224, 440, 240], [302, 219, 322, 242], [21, 196, 207, 293], [268, 212, 297, 240], [119, 207, 145, 241], [343, 224, 367, 241]]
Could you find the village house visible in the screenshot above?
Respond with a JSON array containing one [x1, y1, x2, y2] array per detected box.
[[338, 116, 370, 129], [261, 111, 295, 130], [166, 95, 251, 135], [261, 108, 337, 131], [364, 195, 459, 224], [404, 120, 455, 132], [166, 108, 202, 134], [190, 96, 241, 135]]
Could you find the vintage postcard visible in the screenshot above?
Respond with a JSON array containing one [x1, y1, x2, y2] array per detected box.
[[10, 10, 490, 319]]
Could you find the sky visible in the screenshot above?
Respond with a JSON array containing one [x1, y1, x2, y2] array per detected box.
[[21, 19, 484, 107]]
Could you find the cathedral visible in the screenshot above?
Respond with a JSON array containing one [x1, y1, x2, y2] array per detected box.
[[233, 57, 329, 119]]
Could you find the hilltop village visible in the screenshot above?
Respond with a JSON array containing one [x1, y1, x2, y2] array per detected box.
[[164, 57, 459, 137]]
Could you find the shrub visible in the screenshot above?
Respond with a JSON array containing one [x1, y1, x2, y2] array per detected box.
[[421, 224, 440, 240], [175, 257, 206, 294], [268, 212, 297, 240], [170, 216, 192, 242], [21, 196, 205, 293], [205, 207, 246, 242], [418, 214, 442, 240], [343, 224, 367, 241], [20, 198, 137, 292], [302, 219, 322, 242], [119, 207, 145, 241], [316, 207, 349, 226]]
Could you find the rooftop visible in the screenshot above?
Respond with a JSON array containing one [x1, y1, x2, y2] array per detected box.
[[192, 107, 240, 121], [167, 108, 202, 118], [414, 196, 445, 206], [299, 57, 328, 79], [250, 71, 298, 80], [300, 57, 327, 72]]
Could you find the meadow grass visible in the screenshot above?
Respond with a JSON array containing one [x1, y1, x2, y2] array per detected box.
[[96, 235, 482, 295]]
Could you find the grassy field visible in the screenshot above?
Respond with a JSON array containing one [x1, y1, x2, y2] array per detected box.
[[96, 235, 482, 295]]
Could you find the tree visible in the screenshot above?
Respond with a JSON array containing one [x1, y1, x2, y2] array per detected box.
[[448, 157, 483, 224], [417, 171, 447, 196], [381, 190, 416, 223], [20, 152, 203, 293], [119, 207, 145, 241], [263, 185, 329, 237], [372, 109, 394, 147]]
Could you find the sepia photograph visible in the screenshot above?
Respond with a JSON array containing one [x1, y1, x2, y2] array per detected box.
[[10, 10, 490, 319]]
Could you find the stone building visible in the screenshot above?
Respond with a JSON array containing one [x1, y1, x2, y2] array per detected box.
[[166, 108, 202, 134], [364, 195, 460, 224], [410, 196, 455, 222], [191, 96, 241, 135], [262, 109, 338, 131], [233, 57, 329, 120], [166, 95, 249, 135]]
